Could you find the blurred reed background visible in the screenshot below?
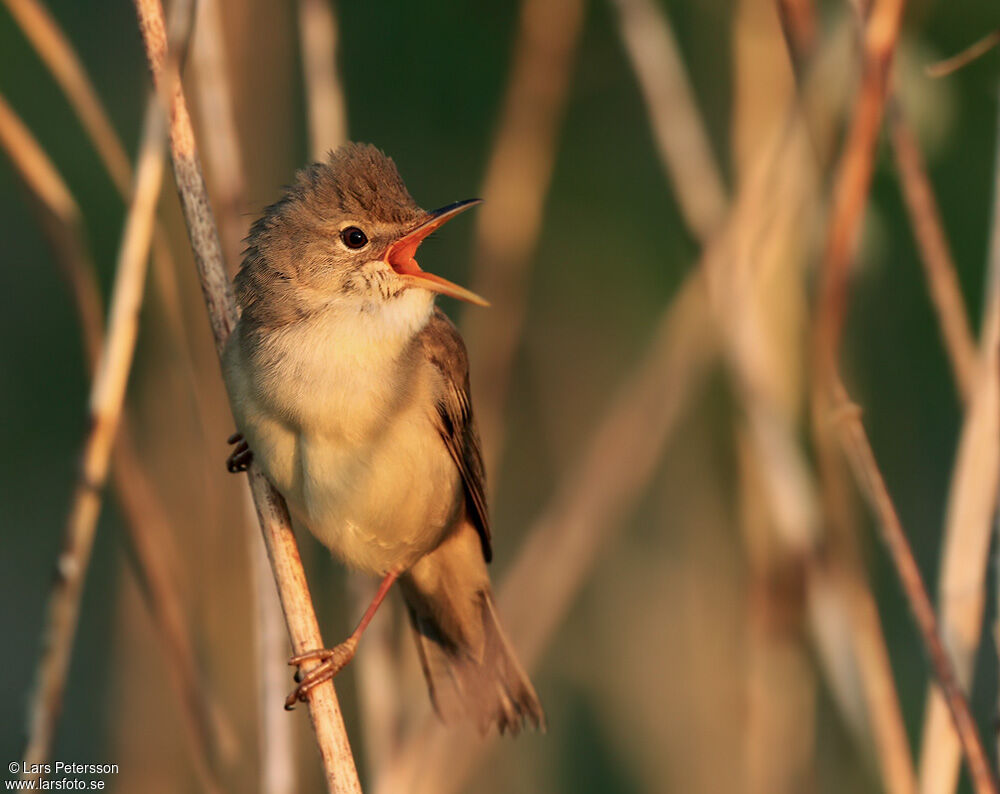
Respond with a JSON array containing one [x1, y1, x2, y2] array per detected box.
[[1, 0, 999, 792]]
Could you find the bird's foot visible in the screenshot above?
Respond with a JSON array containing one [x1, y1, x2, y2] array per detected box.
[[226, 432, 253, 473], [284, 638, 359, 710]]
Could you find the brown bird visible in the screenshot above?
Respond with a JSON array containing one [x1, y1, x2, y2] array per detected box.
[[222, 143, 543, 735]]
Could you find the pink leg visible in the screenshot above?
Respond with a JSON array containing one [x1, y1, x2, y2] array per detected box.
[[285, 570, 399, 709]]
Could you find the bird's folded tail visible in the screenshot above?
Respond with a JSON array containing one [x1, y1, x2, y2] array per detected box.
[[399, 524, 544, 736]]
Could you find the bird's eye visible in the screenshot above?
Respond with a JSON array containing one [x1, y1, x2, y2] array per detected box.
[[341, 226, 368, 249]]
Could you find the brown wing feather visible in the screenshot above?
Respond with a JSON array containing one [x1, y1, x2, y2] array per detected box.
[[418, 308, 492, 562]]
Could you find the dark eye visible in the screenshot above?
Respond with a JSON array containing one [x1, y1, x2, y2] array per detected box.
[[341, 226, 368, 249]]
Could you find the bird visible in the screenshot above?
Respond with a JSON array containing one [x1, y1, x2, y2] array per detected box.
[[221, 142, 543, 735]]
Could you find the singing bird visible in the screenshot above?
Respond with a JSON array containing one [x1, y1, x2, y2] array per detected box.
[[222, 143, 543, 734]]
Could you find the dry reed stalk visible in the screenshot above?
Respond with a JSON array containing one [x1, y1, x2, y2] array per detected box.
[[805, 0, 998, 787], [378, 7, 890, 789], [0, 0, 131, 193], [0, 87, 234, 789], [925, 30, 1000, 78], [916, 114, 1000, 794], [298, 0, 348, 161], [813, 0, 908, 369], [294, 0, 403, 773], [802, 1, 1000, 791], [0, 92, 102, 361], [247, 490, 297, 794], [888, 100, 978, 405], [831, 553, 918, 793], [3, 0, 217, 471], [708, 8, 915, 777], [191, 0, 246, 272], [132, 1, 361, 790], [374, 270, 718, 794], [460, 0, 584, 473], [190, 2, 296, 789], [737, 435, 816, 794], [376, 59, 825, 793], [729, 5, 814, 789], [500, 280, 714, 664], [621, 0, 913, 785], [769, 3, 936, 790], [22, 97, 168, 780], [715, 106, 918, 794], [1, 0, 183, 292], [832, 378, 999, 794], [611, 0, 727, 242]]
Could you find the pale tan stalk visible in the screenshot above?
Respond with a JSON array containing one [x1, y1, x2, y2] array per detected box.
[[22, 97, 168, 779], [132, 1, 361, 790], [704, 4, 914, 785], [192, 0, 246, 272], [1, 88, 232, 789], [916, 98, 1000, 794], [460, 0, 585, 472], [0, 92, 102, 360], [298, 0, 348, 160], [611, 0, 727, 242], [729, 4, 814, 789], [2, 0, 216, 462], [190, 2, 296, 789], [248, 491, 297, 794], [1, 0, 131, 193], [713, 89, 917, 794]]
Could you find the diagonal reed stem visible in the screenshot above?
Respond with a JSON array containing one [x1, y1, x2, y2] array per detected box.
[[22, 94, 169, 783], [0, 86, 233, 791], [805, 0, 999, 790], [831, 379, 999, 794], [132, 0, 361, 790]]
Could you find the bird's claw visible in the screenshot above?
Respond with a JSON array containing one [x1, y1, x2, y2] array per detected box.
[[226, 433, 253, 473], [284, 641, 358, 710]]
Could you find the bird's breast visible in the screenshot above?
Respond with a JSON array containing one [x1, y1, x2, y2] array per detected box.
[[224, 309, 461, 573]]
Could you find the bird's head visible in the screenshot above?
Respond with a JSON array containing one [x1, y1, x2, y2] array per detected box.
[[236, 143, 486, 329]]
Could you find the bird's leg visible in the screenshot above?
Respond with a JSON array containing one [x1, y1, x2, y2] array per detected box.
[[225, 432, 253, 473], [285, 569, 400, 709]]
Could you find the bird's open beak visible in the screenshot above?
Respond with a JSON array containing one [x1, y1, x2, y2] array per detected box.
[[384, 199, 489, 307]]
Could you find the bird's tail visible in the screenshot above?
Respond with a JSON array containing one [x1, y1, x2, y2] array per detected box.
[[399, 523, 544, 736]]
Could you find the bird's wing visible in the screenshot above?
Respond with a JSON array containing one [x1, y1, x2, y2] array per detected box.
[[418, 308, 492, 563]]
